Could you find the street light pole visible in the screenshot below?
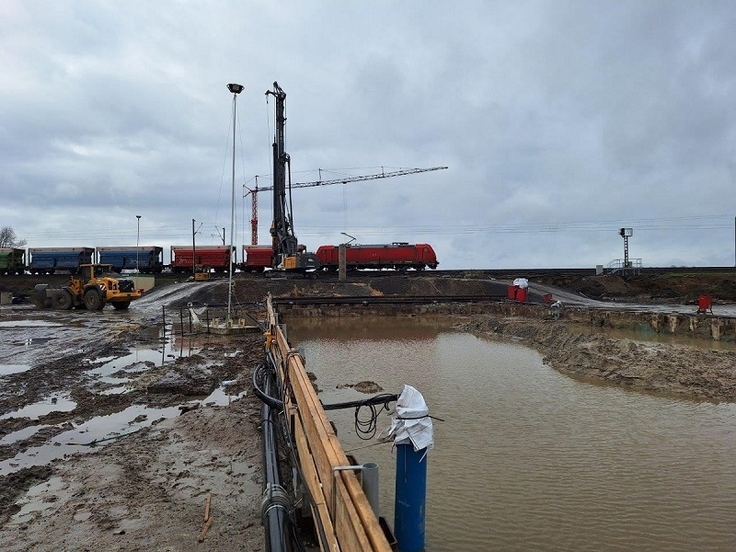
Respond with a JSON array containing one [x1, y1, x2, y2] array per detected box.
[[226, 82, 244, 323], [136, 215, 141, 273]]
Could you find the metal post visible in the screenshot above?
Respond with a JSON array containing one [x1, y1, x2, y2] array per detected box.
[[339, 243, 346, 281], [395, 445, 427, 552], [136, 215, 141, 274], [192, 218, 196, 277], [161, 305, 166, 366]]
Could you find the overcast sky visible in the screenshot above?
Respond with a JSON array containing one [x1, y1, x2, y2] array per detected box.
[[2, 1, 735, 269]]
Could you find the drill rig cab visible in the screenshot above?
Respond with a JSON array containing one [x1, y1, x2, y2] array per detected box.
[[265, 82, 320, 273]]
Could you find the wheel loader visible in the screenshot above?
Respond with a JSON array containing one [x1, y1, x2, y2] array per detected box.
[[31, 264, 144, 311]]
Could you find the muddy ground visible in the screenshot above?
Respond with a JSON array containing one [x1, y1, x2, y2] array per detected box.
[[1, 270, 735, 550]]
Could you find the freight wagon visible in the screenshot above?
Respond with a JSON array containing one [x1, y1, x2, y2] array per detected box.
[[314, 242, 439, 271], [97, 246, 164, 274], [0, 248, 25, 275], [28, 247, 95, 275], [242, 245, 274, 272], [170, 245, 236, 274]]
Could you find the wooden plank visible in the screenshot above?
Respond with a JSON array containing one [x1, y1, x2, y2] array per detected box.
[[334, 471, 374, 551], [267, 297, 392, 552], [340, 469, 389, 551], [294, 416, 339, 551], [285, 342, 389, 551], [288, 351, 389, 551], [335, 481, 368, 551]]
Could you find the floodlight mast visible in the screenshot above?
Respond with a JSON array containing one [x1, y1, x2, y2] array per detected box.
[[226, 82, 244, 321]]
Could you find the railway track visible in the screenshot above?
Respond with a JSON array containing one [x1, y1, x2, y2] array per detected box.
[[271, 293, 510, 306], [264, 266, 735, 282]]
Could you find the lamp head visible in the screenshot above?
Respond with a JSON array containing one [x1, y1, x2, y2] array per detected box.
[[227, 83, 244, 94]]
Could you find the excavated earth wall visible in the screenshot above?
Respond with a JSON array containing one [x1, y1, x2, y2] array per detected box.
[[279, 301, 736, 342], [279, 300, 736, 403]]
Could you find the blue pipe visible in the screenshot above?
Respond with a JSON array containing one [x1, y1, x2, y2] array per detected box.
[[394, 444, 427, 552]]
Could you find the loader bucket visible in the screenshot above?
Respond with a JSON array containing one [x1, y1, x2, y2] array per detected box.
[[31, 284, 52, 309]]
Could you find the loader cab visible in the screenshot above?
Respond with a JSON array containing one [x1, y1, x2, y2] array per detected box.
[[93, 265, 113, 278], [77, 264, 115, 283]]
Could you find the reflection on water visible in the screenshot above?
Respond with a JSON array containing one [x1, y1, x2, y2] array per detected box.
[[288, 316, 736, 552]]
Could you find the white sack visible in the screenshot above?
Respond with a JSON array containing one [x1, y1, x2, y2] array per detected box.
[[385, 384, 434, 452]]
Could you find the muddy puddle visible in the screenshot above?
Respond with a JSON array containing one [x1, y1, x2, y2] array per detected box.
[[83, 325, 199, 388], [0, 317, 249, 476], [0, 365, 31, 376], [0, 383, 248, 476], [0, 404, 182, 475], [0, 320, 64, 329], [0, 393, 76, 421]]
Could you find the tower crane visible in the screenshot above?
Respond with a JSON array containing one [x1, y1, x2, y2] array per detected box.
[[243, 165, 449, 246]]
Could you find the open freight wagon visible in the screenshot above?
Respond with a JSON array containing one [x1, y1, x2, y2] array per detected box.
[[27, 247, 95, 275], [170, 245, 236, 274], [96, 246, 164, 273], [0, 248, 25, 275]]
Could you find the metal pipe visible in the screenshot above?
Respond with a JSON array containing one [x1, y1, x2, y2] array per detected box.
[[362, 462, 379, 518]]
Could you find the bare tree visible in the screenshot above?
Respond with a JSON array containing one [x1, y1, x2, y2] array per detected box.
[[0, 226, 26, 248]]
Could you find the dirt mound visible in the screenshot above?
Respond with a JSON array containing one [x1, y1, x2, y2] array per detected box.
[[460, 316, 736, 402]]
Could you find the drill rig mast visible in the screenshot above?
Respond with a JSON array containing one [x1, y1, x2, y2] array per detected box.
[[265, 81, 320, 271]]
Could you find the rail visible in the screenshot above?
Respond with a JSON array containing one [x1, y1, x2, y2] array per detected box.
[[265, 295, 392, 552]]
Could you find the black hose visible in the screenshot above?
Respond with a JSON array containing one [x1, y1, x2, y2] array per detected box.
[[253, 362, 284, 409], [321, 393, 399, 411], [261, 367, 293, 552], [322, 393, 399, 440]]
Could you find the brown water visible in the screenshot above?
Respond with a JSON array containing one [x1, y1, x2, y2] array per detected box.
[[288, 316, 736, 552]]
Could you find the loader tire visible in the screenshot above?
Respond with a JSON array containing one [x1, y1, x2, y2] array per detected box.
[[112, 301, 130, 311], [52, 290, 74, 310], [83, 287, 104, 310]]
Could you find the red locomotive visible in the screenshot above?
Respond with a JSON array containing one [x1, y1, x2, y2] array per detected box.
[[314, 242, 438, 271]]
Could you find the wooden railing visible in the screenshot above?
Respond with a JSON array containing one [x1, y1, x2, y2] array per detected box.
[[266, 296, 392, 552]]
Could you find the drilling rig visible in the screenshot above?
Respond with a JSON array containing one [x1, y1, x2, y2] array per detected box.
[[265, 82, 321, 272]]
